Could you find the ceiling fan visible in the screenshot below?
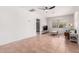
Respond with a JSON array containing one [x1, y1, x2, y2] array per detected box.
[[39, 6, 55, 10], [29, 6, 56, 12]]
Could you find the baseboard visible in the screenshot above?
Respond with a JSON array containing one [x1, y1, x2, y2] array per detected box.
[[0, 34, 36, 46]]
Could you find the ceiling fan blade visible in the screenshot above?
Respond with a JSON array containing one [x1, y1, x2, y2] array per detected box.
[[49, 6, 55, 9], [38, 7, 46, 10]]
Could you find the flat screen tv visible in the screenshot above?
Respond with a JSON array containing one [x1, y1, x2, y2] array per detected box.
[[43, 26, 48, 31]]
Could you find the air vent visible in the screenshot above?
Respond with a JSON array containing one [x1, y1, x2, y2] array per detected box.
[[29, 9, 35, 12]]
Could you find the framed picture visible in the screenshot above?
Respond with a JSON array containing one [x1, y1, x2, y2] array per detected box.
[[52, 24, 58, 28], [59, 24, 65, 28]]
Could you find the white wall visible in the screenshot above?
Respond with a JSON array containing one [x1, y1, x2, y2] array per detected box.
[[46, 6, 74, 17], [47, 15, 74, 34], [74, 11, 79, 45], [0, 6, 46, 45], [74, 12, 79, 29]]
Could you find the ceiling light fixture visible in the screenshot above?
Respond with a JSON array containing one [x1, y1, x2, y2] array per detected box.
[[39, 6, 55, 13], [39, 6, 55, 10]]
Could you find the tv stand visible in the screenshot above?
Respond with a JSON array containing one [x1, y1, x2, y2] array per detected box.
[[42, 30, 48, 34]]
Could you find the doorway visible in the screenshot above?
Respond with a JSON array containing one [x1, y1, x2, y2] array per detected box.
[[36, 19, 40, 34]]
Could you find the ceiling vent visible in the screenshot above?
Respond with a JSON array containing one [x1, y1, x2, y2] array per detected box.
[[29, 9, 36, 12]]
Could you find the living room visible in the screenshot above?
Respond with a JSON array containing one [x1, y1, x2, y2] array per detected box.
[[0, 6, 79, 52]]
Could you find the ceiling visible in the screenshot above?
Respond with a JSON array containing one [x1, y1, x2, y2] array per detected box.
[[19, 6, 79, 17]]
